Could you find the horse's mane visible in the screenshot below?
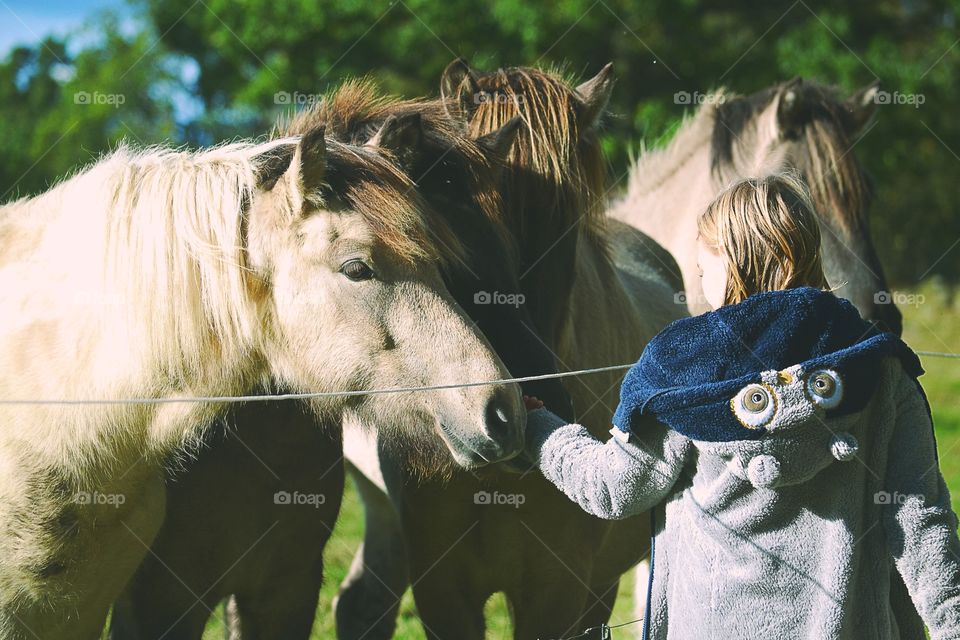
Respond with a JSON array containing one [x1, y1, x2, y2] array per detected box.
[[0, 142, 288, 378], [277, 80, 527, 270], [464, 66, 608, 247], [1, 132, 465, 392], [711, 80, 873, 233], [620, 98, 721, 198]]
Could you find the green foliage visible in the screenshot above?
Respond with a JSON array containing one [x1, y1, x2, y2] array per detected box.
[[1, 0, 959, 282]]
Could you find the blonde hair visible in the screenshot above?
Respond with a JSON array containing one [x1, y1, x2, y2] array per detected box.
[[698, 174, 828, 305]]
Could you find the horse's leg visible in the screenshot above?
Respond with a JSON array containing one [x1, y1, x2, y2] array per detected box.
[[408, 563, 487, 640], [1, 462, 166, 640], [507, 570, 594, 640], [109, 585, 210, 640], [575, 576, 620, 635], [334, 456, 409, 640], [399, 477, 495, 640], [227, 556, 324, 640]]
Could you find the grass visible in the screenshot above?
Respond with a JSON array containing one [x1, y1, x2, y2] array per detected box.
[[190, 282, 959, 639]]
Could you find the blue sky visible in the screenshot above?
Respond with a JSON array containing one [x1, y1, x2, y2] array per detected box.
[[0, 0, 126, 55]]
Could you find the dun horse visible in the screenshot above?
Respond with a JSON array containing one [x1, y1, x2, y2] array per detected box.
[[343, 62, 686, 640], [109, 81, 573, 639], [609, 78, 902, 333], [0, 129, 525, 639]]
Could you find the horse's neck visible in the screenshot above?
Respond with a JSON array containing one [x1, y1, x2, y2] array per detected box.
[[559, 232, 685, 431], [0, 163, 261, 467], [607, 116, 720, 311]]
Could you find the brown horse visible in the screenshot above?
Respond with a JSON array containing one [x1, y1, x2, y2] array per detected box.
[[342, 63, 686, 640], [108, 81, 573, 640], [609, 78, 902, 333]]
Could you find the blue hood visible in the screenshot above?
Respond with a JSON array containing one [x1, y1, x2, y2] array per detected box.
[[612, 288, 923, 442]]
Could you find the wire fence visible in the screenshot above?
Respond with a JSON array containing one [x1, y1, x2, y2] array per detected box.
[[0, 351, 956, 406]]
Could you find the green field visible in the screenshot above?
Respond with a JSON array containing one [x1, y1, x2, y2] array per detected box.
[[190, 282, 960, 639]]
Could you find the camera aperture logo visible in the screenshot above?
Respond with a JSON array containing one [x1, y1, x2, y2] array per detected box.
[[474, 290, 525, 308], [874, 491, 922, 505], [74, 91, 126, 108], [874, 290, 925, 308], [473, 490, 525, 508], [274, 490, 326, 507], [73, 491, 125, 508]]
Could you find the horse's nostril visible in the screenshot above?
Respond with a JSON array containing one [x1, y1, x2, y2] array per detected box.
[[485, 394, 515, 433]]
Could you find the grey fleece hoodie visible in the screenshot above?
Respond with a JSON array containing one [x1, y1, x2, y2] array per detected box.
[[526, 357, 960, 639]]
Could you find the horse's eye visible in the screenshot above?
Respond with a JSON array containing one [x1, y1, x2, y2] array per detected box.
[[805, 369, 843, 409], [340, 259, 375, 281]]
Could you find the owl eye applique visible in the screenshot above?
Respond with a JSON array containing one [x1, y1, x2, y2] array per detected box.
[[805, 369, 843, 409], [731, 383, 777, 429]]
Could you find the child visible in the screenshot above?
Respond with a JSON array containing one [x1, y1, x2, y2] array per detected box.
[[525, 174, 960, 639]]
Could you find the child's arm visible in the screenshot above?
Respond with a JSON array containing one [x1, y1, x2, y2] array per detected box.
[[882, 371, 960, 639], [525, 407, 690, 520]]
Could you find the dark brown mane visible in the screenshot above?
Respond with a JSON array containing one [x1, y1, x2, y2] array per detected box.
[[711, 80, 873, 235], [276, 80, 514, 269], [463, 66, 608, 246]]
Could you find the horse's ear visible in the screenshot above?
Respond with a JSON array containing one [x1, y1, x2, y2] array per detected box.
[[366, 113, 424, 170], [845, 80, 880, 136], [775, 76, 805, 139], [291, 125, 327, 195], [476, 115, 522, 163], [253, 143, 297, 191], [440, 57, 481, 120], [575, 62, 614, 129]]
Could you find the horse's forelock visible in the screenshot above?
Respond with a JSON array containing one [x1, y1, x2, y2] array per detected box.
[[277, 80, 513, 271], [467, 66, 608, 245]]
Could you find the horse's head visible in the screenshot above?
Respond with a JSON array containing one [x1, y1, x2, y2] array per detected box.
[[277, 81, 575, 474], [439, 60, 614, 346], [711, 79, 901, 334], [244, 127, 525, 469]]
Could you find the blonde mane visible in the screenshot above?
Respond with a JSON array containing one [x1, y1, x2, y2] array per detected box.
[[0, 141, 300, 391], [621, 97, 722, 199]]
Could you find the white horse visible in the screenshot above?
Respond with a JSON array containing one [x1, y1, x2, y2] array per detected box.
[[609, 78, 902, 333], [0, 128, 524, 639]]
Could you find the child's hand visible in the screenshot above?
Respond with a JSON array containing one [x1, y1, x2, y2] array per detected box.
[[523, 395, 544, 411]]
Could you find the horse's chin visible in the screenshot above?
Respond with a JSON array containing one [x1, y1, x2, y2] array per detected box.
[[436, 422, 495, 469]]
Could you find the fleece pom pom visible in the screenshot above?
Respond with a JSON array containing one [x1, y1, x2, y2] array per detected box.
[[747, 454, 782, 489], [830, 432, 859, 461]]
